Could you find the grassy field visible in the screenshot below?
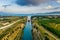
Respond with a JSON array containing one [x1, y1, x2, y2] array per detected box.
[[38, 18, 60, 38], [0, 16, 26, 27], [0, 16, 27, 40], [32, 16, 60, 40]]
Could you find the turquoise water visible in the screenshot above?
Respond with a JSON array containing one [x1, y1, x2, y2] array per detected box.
[[22, 16, 32, 40]]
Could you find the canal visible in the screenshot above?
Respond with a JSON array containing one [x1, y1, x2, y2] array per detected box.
[[22, 16, 32, 40]]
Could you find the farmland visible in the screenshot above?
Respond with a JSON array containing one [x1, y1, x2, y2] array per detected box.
[[0, 16, 27, 40], [32, 16, 60, 40], [0, 16, 23, 27]]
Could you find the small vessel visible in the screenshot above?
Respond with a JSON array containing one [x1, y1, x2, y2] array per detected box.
[[28, 16, 31, 22], [28, 20, 30, 22]]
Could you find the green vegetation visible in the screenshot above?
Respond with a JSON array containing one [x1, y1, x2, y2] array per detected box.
[[38, 18, 60, 38], [0, 16, 27, 40], [0, 16, 27, 27], [32, 16, 60, 40]]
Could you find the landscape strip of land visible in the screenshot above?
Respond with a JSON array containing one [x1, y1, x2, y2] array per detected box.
[[0, 16, 27, 40], [31, 16, 60, 40], [0, 16, 60, 40]]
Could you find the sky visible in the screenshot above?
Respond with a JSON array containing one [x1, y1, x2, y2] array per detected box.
[[0, 0, 60, 14]]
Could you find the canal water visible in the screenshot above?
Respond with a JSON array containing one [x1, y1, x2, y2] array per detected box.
[[22, 16, 32, 40]]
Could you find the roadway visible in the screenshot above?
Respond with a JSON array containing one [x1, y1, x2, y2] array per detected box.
[[0, 20, 20, 30]]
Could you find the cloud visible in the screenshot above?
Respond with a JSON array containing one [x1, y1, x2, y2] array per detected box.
[[0, 0, 16, 5], [0, 4, 42, 14], [56, 0, 60, 3], [42, 5, 60, 10], [0, 4, 60, 14], [41, 5, 60, 12], [16, 0, 54, 6], [0, 0, 60, 15], [0, 6, 4, 11], [43, 5, 53, 9]]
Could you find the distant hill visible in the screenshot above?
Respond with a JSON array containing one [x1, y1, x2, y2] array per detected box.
[[36, 11, 60, 14], [0, 12, 60, 16], [35, 11, 60, 15], [47, 11, 60, 14], [0, 12, 13, 16], [0, 12, 34, 16]]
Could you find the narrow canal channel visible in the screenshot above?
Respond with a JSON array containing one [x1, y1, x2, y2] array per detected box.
[[22, 16, 32, 40]]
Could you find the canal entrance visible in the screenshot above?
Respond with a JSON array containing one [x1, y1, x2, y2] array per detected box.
[[22, 16, 32, 40]]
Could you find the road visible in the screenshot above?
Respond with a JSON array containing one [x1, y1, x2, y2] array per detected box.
[[0, 20, 20, 30]]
